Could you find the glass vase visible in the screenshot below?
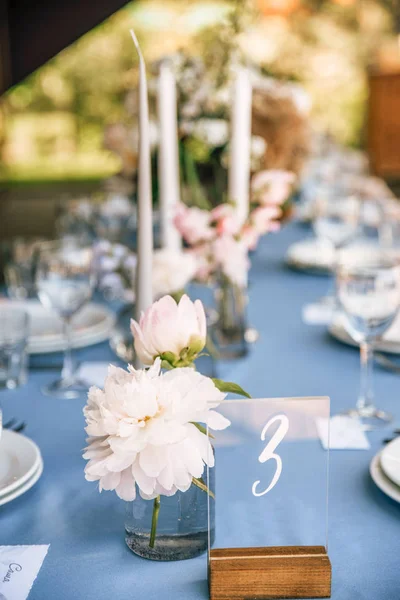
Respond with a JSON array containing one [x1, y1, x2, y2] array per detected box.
[[125, 469, 215, 561], [212, 275, 248, 359]]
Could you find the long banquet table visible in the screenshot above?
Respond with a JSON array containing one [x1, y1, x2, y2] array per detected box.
[[1, 222, 399, 600]]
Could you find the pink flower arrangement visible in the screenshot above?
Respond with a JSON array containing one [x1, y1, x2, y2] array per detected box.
[[173, 169, 295, 287], [251, 169, 296, 206]]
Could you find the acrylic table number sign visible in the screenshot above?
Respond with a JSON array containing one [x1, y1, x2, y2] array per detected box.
[[206, 397, 331, 600]]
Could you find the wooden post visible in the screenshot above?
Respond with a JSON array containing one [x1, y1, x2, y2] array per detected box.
[[368, 69, 400, 179], [0, 0, 12, 94]]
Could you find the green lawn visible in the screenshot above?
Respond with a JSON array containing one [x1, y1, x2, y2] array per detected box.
[[0, 153, 120, 188]]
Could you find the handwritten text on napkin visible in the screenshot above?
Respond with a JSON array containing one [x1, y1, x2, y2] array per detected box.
[[0, 545, 49, 600]]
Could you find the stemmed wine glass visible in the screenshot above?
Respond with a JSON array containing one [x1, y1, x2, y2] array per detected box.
[[313, 193, 360, 254], [336, 252, 400, 426], [35, 240, 94, 399], [312, 193, 360, 305]]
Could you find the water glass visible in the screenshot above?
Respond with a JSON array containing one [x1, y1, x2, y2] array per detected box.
[[313, 195, 360, 250], [4, 262, 37, 300], [336, 251, 400, 426], [36, 240, 94, 399], [0, 308, 29, 390]]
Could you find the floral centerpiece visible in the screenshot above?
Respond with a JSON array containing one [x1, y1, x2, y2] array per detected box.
[[103, 48, 306, 213], [83, 294, 249, 561], [173, 169, 295, 357]]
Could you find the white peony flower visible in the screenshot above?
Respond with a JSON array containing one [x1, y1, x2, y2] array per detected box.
[[251, 135, 267, 160], [250, 135, 267, 171], [83, 358, 229, 501], [131, 294, 207, 367], [190, 119, 229, 148], [152, 249, 197, 299]]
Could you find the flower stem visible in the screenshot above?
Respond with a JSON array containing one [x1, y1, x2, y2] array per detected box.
[[149, 495, 161, 549]]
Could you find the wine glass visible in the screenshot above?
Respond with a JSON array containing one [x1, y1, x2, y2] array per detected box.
[[312, 194, 360, 305], [313, 193, 360, 250], [336, 251, 400, 426], [35, 240, 94, 399]]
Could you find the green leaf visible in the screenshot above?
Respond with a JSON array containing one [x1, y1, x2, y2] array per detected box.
[[192, 477, 215, 499], [212, 378, 251, 399], [190, 422, 215, 439]]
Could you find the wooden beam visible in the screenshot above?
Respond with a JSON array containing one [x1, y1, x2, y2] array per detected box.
[[0, 0, 12, 94], [1, 0, 131, 93]]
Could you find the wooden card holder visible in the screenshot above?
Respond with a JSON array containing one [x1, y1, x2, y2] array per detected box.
[[209, 545, 332, 599]]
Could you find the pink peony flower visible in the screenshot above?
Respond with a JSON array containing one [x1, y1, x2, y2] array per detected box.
[[189, 244, 214, 283], [131, 294, 207, 366], [211, 204, 242, 237], [241, 224, 260, 251], [251, 170, 296, 206], [251, 206, 282, 235], [213, 235, 250, 288], [174, 204, 214, 246]]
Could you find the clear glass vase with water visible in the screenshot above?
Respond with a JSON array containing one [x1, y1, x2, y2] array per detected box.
[[125, 468, 215, 561]]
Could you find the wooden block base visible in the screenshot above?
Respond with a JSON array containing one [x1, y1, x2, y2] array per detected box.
[[209, 546, 331, 599]]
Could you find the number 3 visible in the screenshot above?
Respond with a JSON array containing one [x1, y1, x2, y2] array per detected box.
[[252, 414, 289, 497]]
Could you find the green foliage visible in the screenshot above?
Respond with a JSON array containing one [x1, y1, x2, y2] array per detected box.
[[212, 378, 251, 398]]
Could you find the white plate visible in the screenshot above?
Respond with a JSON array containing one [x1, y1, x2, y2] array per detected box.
[[0, 457, 43, 507], [0, 300, 115, 354], [380, 437, 400, 487], [329, 312, 400, 354], [370, 451, 400, 503], [286, 239, 335, 274], [0, 430, 42, 498], [286, 239, 384, 275]]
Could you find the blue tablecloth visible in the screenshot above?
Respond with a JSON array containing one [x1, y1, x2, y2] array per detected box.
[[1, 222, 400, 600]]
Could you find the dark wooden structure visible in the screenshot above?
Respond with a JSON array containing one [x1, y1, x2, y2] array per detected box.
[[0, 0, 130, 94], [368, 69, 400, 180]]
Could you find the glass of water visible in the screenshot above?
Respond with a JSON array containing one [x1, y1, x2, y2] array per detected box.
[[0, 308, 29, 389], [313, 194, 360, 251], [336, 252, 400, 426], [312, 194, 360, 306], [36, 240, 94, 398]]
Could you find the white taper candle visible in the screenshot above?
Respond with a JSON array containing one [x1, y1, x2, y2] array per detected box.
[[228, 66, 252, 226], [130, 29, 153, 325], [158, 60, 181, 251]]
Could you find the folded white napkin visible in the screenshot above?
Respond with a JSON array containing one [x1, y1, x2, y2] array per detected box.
[[76, 362, 111, 388], [302, 303, 335, 326], [316, 415, 370, 450], [0, 545, 49, 600]]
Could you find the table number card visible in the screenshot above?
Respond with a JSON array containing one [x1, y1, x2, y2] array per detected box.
[[206, 397, 331, 600]]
